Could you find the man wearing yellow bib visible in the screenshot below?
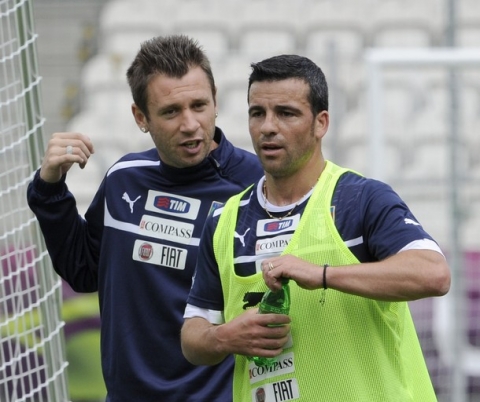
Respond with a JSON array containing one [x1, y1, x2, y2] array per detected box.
[[181, 54, 451, 402]]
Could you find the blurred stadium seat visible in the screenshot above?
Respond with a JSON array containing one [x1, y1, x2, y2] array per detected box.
[[463, 212, 480, 250], [213, 54, 253, 90], [303, 24, 366, 64], [455, 24, 480, 48], [410, 84, 449, 141], [173, 24, 231, 63], [66, 103, 151, 159], [371, 23, 434, 48], [98, 0, 164, 59], [460, 85, 480, 131], [80, 53, 129, 94], [236, 26, 298, 61], [457, 0, 480, 23], [216, 79, 252, 152], [403, 141, 469, 182]]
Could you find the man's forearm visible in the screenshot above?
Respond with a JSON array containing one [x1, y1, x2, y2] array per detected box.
[[181, 317, 229, 366]]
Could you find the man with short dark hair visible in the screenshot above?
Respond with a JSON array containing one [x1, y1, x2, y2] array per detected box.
[[181, 54, 450, 402]]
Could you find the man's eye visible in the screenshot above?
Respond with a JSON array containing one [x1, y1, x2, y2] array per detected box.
[[163, 109, 177, 117], [193, 103, 207, 110]]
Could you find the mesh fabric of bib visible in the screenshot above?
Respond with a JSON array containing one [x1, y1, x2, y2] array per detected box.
[[213, 161, 436, 402]]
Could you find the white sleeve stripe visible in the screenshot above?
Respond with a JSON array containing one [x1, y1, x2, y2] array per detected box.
[[184, 304, 224, 324], [344, 236, 363, 247], [398, 239, 445, 257]]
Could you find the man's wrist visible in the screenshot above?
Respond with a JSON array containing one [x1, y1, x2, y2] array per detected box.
[[33, 169, 66, 196]]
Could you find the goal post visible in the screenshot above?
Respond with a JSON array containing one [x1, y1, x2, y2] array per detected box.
[[365, 47, 480, 402], [0, 0, 69, 400], [365, 47, 480, 182]]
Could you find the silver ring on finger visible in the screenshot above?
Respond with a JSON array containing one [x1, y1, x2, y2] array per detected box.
[[268, 262, 274, 271], [66, 145, 73, 155]]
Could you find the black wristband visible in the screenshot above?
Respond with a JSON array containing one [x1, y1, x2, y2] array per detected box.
[[323, 264, 329, 290]]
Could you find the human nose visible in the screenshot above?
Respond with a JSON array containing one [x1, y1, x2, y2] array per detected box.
[[180, 109, 201, 133], [260, 112, 278, 136]]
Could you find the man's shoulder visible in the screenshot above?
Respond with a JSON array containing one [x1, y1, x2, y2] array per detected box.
[[221, 139, 255, 159], [216, 139, 263, 184], [105, 148, 160, 175], [333, 171, 401, 218], [337, 171, 393, 194], [115, 148, 159, 163]]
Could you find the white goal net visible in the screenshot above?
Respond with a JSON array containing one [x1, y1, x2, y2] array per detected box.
[[0, 0, 69, 401]]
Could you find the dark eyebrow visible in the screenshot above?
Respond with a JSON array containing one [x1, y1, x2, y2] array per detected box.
[[191, 95, 212, 104], [157, 96, 211, 113], [248, 105, 264, 114], [275, 104, 302, 114], [156, 103, 180, 115]]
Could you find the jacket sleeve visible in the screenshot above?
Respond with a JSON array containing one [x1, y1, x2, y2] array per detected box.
[[26, 170, 104, 292]]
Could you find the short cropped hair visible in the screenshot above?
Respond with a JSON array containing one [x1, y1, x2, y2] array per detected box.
[[126, 35, 216, 119], [248, 54, 329, 115]]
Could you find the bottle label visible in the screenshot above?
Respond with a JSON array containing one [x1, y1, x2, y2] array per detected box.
[[251, 377, 300, 402]]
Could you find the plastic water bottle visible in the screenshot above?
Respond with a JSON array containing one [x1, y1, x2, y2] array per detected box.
[[251, 278, 291, 367]]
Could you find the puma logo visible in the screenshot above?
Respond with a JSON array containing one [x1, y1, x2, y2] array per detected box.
[[234, 228, 250, 247], [404, 218, 420, 226], [243, 292, 265, 310], [122, 192, 141, 213]]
